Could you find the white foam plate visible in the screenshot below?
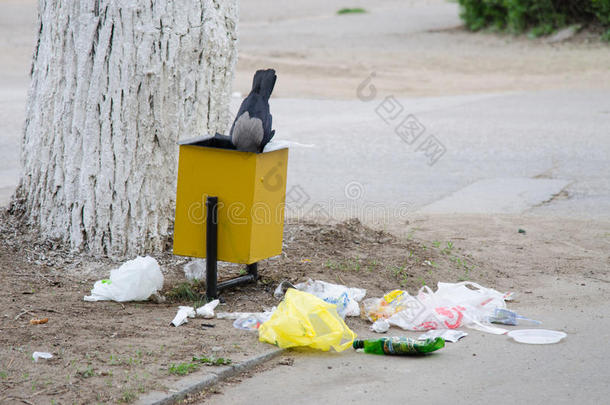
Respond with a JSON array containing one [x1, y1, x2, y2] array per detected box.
[[507, 329, 567, 344]]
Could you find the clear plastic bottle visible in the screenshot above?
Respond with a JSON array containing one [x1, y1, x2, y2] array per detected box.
[[489, 308, 541, 326]]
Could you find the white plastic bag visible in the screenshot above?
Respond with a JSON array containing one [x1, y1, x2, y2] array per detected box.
[[84, 256, 164, 302], [171, 306, 196, 327], [32, 352, 53, 362], [370, 319, 390, 333], [418, 329, 468, 343], [196, 300, 219, 318], [171, 301, 219, 326], [287, 279, 366, 318], [387, 282, 511, 334], [184, 259, 206, 281]]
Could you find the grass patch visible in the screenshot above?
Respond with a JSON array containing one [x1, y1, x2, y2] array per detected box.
[[165, 281, 205, 302], [78, 365, 95, 378], [325, 258, 378, 273], [192, 356, 232, 366], [168, 356, 232, 376], [337, 8, 366, 15], [168, 362, 199, 376], [119, 390, 136, 403]]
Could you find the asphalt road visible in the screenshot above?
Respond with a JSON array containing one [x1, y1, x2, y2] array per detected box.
[[257, 89, 610, 222]]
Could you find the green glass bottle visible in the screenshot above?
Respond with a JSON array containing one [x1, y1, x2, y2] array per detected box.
[[353, 337, 445, 355]]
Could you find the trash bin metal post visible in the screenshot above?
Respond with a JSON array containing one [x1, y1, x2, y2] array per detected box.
[[217, 263, 258, 290], [206, 196, 218, 299], [247, 263, 258, 280]]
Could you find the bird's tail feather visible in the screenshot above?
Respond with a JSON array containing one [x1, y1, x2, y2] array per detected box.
[[251, 69, 276, 99]]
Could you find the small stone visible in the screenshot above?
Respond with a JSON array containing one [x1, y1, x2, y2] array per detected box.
[[547, 25, 581, 44]]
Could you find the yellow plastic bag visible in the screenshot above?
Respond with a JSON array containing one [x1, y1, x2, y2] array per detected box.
[[384, 289, 407, 303], [259, 289, 356, 352]]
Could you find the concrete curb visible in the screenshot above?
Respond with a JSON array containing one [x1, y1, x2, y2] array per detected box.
[[136, 348, 284, 405]]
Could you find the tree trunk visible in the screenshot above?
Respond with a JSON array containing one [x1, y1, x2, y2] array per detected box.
[[15, 0, 238, 258]]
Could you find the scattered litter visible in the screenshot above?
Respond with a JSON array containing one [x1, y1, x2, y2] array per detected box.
[[84, 256, 164, 302], [363, 289, 410, 322], [353, 337, 445, 355], [217, 311, 266, 320], [171, 306, 196, 327], [278, 279, 366, 318], [489, 308, 541, 326], [196, 300, 219, 318], [30, 318, 49, 325], [201, 323, 215, 328], [14, 309, 33, 320], [216, 308, 275, 331], [370, 319, 390, 333], [418, 329, 468, 343], [518, 228, 526, 234], [273, 281, 296, 299], [364, 282, 513, 334], [184, 259, 206, 281], [32, 352, 53, 362], [233, 316, 265, 331], [259, 289, 356, 351], [279, 358, 294, 366], [507, 329, 566, 345], [171, 300, 220, 326]]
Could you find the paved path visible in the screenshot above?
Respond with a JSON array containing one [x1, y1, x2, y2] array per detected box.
[[251, 89, 609, 221], [205, 277, 609, 405]]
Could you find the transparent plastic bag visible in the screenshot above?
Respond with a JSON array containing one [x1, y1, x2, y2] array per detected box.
[[363, 290, 413, 321], [230, 307, 275, 331], [259, 289, 356, 351], [184, 259, 206, 281], [282, 279, 366, 318]]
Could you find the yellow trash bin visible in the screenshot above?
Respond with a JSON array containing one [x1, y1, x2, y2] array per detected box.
[[173, 136, 289, 265]]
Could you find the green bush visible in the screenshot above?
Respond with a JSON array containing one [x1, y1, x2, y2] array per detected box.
[[458, 0, 610, 38]]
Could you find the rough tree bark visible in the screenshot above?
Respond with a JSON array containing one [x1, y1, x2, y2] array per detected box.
[[14, 0, 238, 257]]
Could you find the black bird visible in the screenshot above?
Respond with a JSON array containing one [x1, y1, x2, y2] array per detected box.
[[230, 69, 276, 153]]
